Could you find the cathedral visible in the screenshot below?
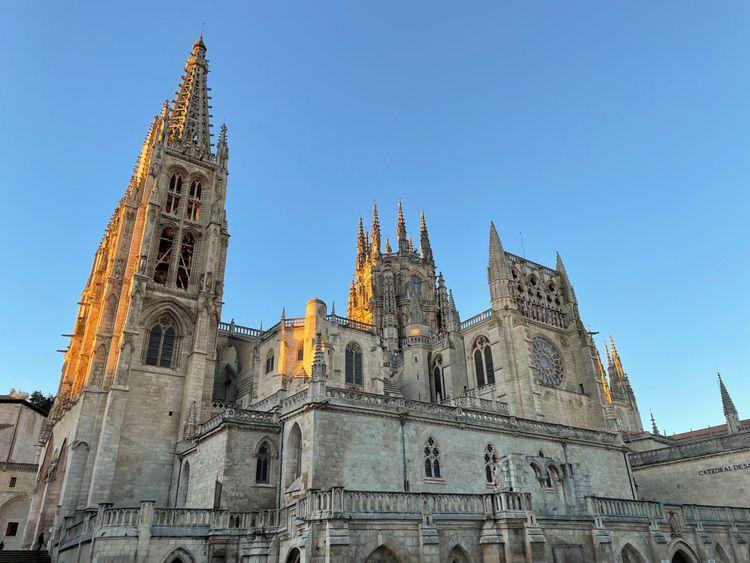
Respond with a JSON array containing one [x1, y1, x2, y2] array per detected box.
[[19, 38, 750, 563]]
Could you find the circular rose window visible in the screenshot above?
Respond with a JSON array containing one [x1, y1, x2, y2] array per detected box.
[[532, 337, 564, 387]]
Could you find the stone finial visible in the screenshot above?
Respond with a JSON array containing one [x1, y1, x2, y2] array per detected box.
[[650, 412, 660, 436], [397, 201, 408, 253], [420, 210, 433, 262], [371, 203, 381, 257]]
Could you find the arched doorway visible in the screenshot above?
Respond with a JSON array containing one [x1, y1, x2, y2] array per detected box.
[[621, 544, 646, 563], [672, 550, 691, 563], [365, 545, 399, 562], [448, 545, 471, 562], [714, 544, 731, 563], [286, 548, 301, 563]]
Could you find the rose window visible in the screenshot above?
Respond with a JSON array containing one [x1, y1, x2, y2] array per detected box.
[[532, 337, 564, 387]]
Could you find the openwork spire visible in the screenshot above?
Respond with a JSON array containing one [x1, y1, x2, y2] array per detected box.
[[420, 211, 433, 262], [595, 348, 612, 404], [397, 201, 408, 252], [488, 221, 510, 280], [650, 412, 660, 436], [609, 337, 626, 380], [356, 217, 367, 266], [371, 204, 381, 257], [169, 36, 213, 156], [718, 373, 738, 418]]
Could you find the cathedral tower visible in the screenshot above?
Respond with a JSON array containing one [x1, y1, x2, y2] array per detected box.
[[25, 37, 230, 546]]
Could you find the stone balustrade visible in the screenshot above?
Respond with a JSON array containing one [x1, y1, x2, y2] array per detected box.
[[460, 308, 493, 330], [587, 496, 665, 522], [195, 407, 279, 438], [0, 461, 38, 472], [681, 504, 750, 524], [326, 314, 376, 334], [101, 507, 140, 527]]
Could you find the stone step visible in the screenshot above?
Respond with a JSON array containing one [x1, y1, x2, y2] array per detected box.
[[0, 551, 51, 563]]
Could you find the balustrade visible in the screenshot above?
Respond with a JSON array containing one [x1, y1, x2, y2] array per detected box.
[[101, 507, 140, 527], [460, 308, 493, 330], [587, 497, 664, 521]]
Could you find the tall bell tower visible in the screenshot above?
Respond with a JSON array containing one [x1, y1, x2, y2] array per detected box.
[[25, 37, 230, 546]]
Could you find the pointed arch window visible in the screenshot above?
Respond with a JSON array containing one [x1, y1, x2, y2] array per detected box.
[[431, 355, 444, 402], [186, 179, 202, 221], [545, 464, 560, 489], [154, 227, 175, 285], [473, 336, 495, 387], [484, 443, 499, 484], [166, 174, 182, 215], [345, 342, 363, 385], [176, 233, 195, 290], [424, 436, 441, 479], [297, 344, 304, 362], [265, 350, 275, 374], [255, 442, 270, 484], [145, 315, 177, 368]]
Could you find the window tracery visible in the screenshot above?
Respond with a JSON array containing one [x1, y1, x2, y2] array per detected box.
[[186, 179, 202, 221], [345, 342, 363, 385], [472, 336, 495, 387], [166, 174, 182, 215], [176, 233, 195, 290], [145, 315, 177, 368], [532, 337, 564, 387], [484, 443, 498, 484], [424, 436, 441, 479], [154, 227, 175, 285]]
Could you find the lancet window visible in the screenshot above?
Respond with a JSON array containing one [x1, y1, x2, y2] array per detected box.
[[484, 443, 499, 484], [145, 315, 177, 368], [256, 442, 270, 484], [473, 336, 495, 387], [166, 174, 182, 215], [176, 233, 195, 290], [424, 436, 441, 479], [186, 179, 202, 221], [345, 342, 363, 385], [431, 355, 444, 402], [297, 345, 304, 362], [154, 227, 175, 285], [265, 351, 275, 374]]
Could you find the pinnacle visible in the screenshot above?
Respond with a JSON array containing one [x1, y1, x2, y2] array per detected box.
[[194, 35, 206, 51], [718, 372, 738, 418]]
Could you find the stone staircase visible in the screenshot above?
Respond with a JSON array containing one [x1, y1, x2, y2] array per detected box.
[[383, 379, 403, 398], [0, 551, 51, 563]]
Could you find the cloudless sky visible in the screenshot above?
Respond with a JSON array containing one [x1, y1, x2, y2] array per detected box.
[[1, 1, 748, 434]]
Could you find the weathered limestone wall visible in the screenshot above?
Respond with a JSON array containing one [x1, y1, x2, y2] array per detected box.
[[108, 367, 186, 507], [633, 447, 750, 506]]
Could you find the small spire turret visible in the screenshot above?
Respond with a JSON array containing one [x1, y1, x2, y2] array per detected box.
[[650, 412, 660, 436], [420, 211, 433, 262], [385, 237, 392, 254], [718, 373, 740, 434], [397, 201, 408, 253], [371, 204, 381, 257]]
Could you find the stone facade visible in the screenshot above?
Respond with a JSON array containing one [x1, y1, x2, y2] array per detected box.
[[20, 37, 750, 562], [0, 395, 46, 550]]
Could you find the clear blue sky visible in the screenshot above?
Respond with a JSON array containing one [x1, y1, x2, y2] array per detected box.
[[1, 2, 748, 434]]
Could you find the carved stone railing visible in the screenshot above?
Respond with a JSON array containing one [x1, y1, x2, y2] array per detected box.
[[251, 390, 286, 412], [682, 504, 750, 524], [505, 252, 556, 276], [460, 308, 493, 331], [218, 321, 262, 339], [587, 497, 665, 522], [515, 297, 567, 329], [629, 432, 750, 468], [101, 507, 140, 527], [325, 386, 618, 445], [301, 488, 531, 521], [195, 407, 279, 438], [0, 461, 38, 472], [441, 394, 509, 414], [281, 389, 309, 411], [284, 317, 305, 328], [327, 314, 376, 334]]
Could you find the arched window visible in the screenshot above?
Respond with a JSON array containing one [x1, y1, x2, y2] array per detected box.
[[176, 233, 195, 290], [296, 344, 304, 362], [186, 179, 202, 221], [166, 174, 182, 215], [285, 423, 302, 486], [424, 436, 441, 479], [472, 336, 495, 387], [255, 442, 270, 484], [154, 226, 175, 285], [265, 351, 274, 374], [145, 315, 177, 368], [545, 464, 560, 489], [345, 342, 363, 385], [484, 443, 498, 484], [432, 365, 443, 402]]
